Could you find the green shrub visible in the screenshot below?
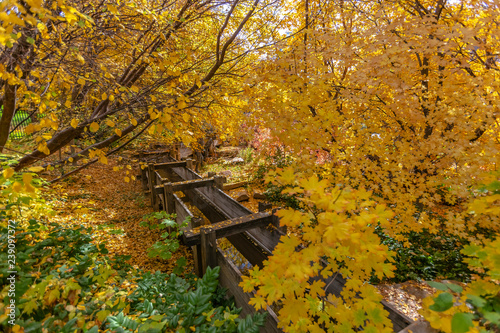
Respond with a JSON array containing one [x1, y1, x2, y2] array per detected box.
[[238, 147, 254, 164], [373, 227, 476, 283], [0, 220, 266, 332]]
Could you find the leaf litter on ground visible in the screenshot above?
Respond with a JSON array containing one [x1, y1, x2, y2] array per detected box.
[[41, 155, 193, 275]]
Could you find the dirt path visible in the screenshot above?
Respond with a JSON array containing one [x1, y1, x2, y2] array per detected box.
[[42, 156, 193, 274]]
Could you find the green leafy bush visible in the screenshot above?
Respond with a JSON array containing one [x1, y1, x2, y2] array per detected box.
[[140, 211, 188, 261], [374, 228, 475, 283], [0, 220, 266, 332]]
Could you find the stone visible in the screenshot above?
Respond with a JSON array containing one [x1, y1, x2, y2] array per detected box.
[[234, 190, 249, 202], [253, 192, 267, 200], [231, 157, 244, 164]]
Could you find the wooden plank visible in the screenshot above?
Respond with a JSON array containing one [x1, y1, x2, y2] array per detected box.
[[317, 258, 413, 332], [223, 181, 248, 190], [173, 193, 193, 229], [152, 178, 215, 197], [156, 168, 182, 183], [217, 249, 282, 333], [164, 183, 174, 214], [382, 299, 414, 332], [154, 161, 187, 168], [147, 165, 156, 208], [171, 178, 215, 192], [191, 218, 203, 277], [140, 166, 148, 191], [153, 171, 163, 211], [208, 187, 284, 251], [259, 202, 273, 212], [397, 321, 437, 333], [183, 212, 273, 246], [201, 229, 217, 274], [169, 166, 273, 267], [214, 175, 224, 190]]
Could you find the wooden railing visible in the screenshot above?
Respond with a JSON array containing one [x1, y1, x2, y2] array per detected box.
[[140, 156, 433, 333]]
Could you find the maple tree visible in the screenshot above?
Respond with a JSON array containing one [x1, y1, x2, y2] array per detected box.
[[0, 0, 286, 172], [240, 0, 500, 332], [1, 0, 500, 332]]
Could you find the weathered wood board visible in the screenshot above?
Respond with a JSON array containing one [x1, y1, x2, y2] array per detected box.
[[217, 249, 282, 333], [183, 212, 273, 246], [144, 161, 419, 333], [173, 193, 193, 230]]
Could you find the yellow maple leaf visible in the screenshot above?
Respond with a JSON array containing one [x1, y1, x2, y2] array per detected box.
[[22, 173, 33, 184], [89, 122, 99, 132], [28, 166, 44, 172], [249, 295, 268, 310], [12, 182, 22, 192], [25, 123, 35, 135], [70, 119, 79, 128], [12, 324, 24, 333], [3, 168, 14, 179], [178, 100, 188, 109]]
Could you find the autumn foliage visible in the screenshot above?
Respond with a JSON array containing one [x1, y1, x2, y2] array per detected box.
[[1, 0, 500, 332]]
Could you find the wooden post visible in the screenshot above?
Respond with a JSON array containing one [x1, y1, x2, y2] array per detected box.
[[164, 183, 174, 214], [214, 175, 224, 190], [153, 171, 161, 211], [191, 217, 203, 277], [147, 164, 156, 208], [186, 158, 193, 170], [140, 165, 148, 191], [175, 143, 181, 160], [201, 228, 217, 275], [258, 202, 272, 212]]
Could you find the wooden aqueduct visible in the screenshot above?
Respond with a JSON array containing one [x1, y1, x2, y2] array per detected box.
[[139, 149, 434, 333]]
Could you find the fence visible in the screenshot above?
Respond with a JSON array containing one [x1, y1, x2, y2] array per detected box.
[[8, 110, 32, 139]]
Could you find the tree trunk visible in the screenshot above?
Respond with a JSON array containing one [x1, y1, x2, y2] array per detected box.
[[0, 83, 17, 153]]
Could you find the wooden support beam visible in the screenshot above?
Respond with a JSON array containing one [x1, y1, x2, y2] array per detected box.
[[173, 194, 193, 228], [216, 249, 281, 332], [183, 212, 272, 246], [154, 161, 187, 169], [223, 181, 248, 191], [175, 143, 181, 160], [152, 178, 216, 197], [258, 202, 273, 212], [164, 183, 174, 214], [147, 164, 156, 208], [169, 166, 273, 267], [191, 217, 203, 277], [201, 228, 217, 274], [214, 175, 224, 190], [153, 171, 162, 211], [140, 166, 148, 191], [186, 158, 194, 170], [172, 178, 215, 192]]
